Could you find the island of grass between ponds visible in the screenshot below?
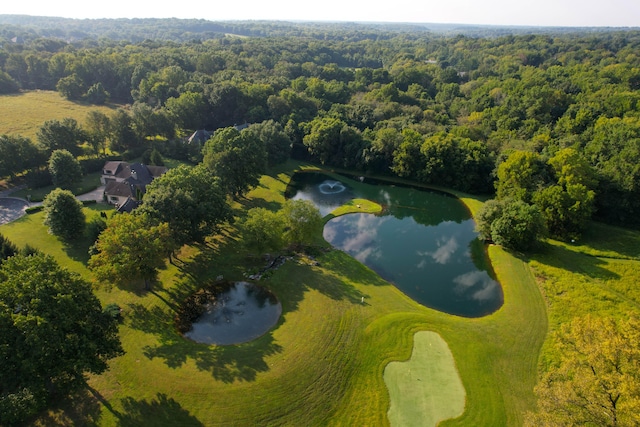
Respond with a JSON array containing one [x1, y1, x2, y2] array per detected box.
[[326, 198, 383, 220]]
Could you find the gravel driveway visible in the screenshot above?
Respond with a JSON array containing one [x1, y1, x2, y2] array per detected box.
[[0, 197, 30, 226]]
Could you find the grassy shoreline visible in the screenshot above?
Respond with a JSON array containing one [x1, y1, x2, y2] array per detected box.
[[0, 161, 552, 426]]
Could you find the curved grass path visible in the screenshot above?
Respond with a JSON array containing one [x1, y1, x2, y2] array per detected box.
[[385, 331, 465, 426], [0, 162, 548, 426]]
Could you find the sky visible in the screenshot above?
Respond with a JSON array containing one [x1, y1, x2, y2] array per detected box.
[[1, 0, 639, 27]]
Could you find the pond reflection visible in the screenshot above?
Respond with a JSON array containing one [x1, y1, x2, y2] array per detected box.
[[285, 174, 354, 216], [288, 172, 503, 317], [185, 282, 282, 345]]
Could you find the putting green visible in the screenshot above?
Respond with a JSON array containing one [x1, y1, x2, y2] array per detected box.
[[384, 331, 466, 426]]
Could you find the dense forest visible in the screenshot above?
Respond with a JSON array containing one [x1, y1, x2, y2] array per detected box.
[[2, 17, 640, 426], [1, 17, 640, 235]]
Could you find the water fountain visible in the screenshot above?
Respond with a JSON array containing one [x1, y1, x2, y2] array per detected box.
[[318, 180, 346, 195]]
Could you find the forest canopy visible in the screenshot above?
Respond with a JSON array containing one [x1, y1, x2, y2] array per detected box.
[[1, 19, 640, 232]]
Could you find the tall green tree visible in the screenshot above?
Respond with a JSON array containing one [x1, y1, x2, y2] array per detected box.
[[84, 82, 109, 105], [0, 70, 20, 94], [419, 132, 494, 193], [0, 135, 45, 179], [364, 127, 404, 174], [243, 120, 292, 166], [302, 116, 342, 165], [477, 198, 546, 251], [85, 110, 111, 156], [0, 254, 123, 425], [495, 150, 547, 203], [241, 207, 286, 255], [42, 188, 86, 242], [526, 315, 640, 427], [534, 184, 595, 241], [88, 213, 173, 290], [139, 165, 232, 247], [585, 117, 640, 225], [203, 127, 267, 198], [56, 73, 85, 100], [391, 129, 426, 180], [0, 233, 17, 264], [48, 149, 82, 189], [281, 199, 323, 248], [109, 109, 140, 153], [131, 102, 175, 140], [164, 91, 208, 131], [534, 148, 597, 240], [37, 118, 87, 157], [475, 199, 504, 242]]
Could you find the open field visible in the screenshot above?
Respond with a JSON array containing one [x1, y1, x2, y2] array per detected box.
[[0, 91, 117, 140], [528, 226, 640, 371], [3, 160, 638, 426]]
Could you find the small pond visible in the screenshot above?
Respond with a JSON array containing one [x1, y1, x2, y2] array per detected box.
[[184, 282, 282, 345], [287, 172, 503, 317]]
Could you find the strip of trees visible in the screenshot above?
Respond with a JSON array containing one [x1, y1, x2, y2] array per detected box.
[[1, 28, 639, 231]]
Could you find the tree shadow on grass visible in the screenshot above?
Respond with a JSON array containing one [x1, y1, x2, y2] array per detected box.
[[173, 232, 265, 292], [61, 236, 93, 265], [126, 233, 382, 383], [126, 302, 282, 383], [235, 196, 282, 213], [117, 393, 204, 427], [266, 250, 374, 316], [528, 242, 620, 281], [30, 388, 102, 426], [579, 221, 640, 260], [67, 387, 204, 427], [174, 237, 377, 317]]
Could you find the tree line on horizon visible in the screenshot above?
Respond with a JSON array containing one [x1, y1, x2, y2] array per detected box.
[[1, 21, 640, 425], [0, 24, 639, 237]]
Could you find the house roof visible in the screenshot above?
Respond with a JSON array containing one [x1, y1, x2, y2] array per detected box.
[[188, 130, 214, 145], [147, 165, 168, 178], [128, 163, 153, 185], [116, 197, 142, 213], [103, 161, 167, 184], [105, 180, 139, 198], [103, 161, 128, 178], [187, 124, 250, 145], [103, 161, 167, 205]]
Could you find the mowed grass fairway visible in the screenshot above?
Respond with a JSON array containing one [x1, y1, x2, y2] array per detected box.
[[1, 162, 549, 426], [0, 91, 116, 140]]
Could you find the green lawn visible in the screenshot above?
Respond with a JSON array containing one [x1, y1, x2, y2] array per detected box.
[[528, 227, 640, 372], [7, 161, 638, 426], [0, 91, 116, 141], [11, 171, 103, 202]]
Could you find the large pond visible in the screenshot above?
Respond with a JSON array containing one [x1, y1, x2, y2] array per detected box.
[[184, 282, 282, 345], [286, 172, 503, 317]]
